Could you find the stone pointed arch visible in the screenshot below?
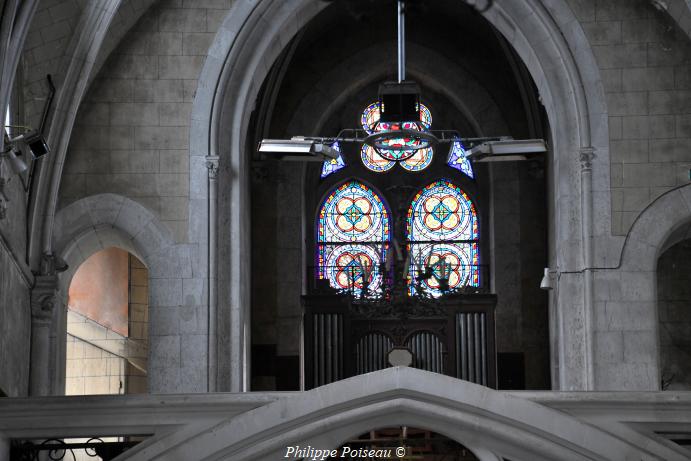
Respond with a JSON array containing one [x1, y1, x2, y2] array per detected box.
[[621, 184, 691, 272], [190, 0, 612, 391], [126, 367, 656, 461], [53, 193, 175, 272], [51, 194, 200, 395]]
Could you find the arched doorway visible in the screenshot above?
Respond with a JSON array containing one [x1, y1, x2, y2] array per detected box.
[[65, 247, 148, 395], [658, 237, 691, 390]]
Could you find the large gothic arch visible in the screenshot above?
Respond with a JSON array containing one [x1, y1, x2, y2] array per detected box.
[[189, 0, 612, 391], [122, 367, 671, 461]]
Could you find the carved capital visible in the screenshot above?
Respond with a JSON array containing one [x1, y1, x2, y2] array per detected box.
[[206, 156, 219, 180], [30, 275, 59, 324], [579, 147, 596, 171]]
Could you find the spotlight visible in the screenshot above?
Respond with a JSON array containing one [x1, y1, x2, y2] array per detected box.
[[258, 137, 340, 162], [11, 131, 50, 159], [3, 148, 28, 174], [23, 132, 50, 158], [540, 268, 556, 291], [466, 138, 547, 162]]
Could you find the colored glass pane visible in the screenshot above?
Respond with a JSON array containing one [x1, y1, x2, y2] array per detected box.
[[408, 242, 479, 297], [406, 180, 479, 296], [361, 144, 395, 172], [361, 102, 381, 135], [318, 243, 387, 295], [320, 142, 346, 178], [401, 147, 433, 172], [317, 181, 390, 296], [447, 141, 474, 178]]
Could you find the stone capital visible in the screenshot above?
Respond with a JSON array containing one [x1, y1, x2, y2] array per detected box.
[[206, 155, 219, 180], [30, 275, 59, 324], [579, 147, 596, 171]]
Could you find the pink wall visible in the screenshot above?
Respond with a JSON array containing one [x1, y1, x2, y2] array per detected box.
[[68, 247, 129, 336]]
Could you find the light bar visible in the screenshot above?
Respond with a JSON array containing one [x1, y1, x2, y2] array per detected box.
[[466, 139, 547, 162], [258, 137, 339, 162]]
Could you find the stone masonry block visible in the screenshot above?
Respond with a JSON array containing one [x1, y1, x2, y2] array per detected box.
[[604, 301, 656, 331], [650, 139, 691, 162], [158, 55, 206, 79], [159, 102, 192, 126], [621, 116, 650, 140], [582, 21, 622, 45], [622, 67, 675, 92], [134, 126, 189, 150], [182, 32, 214, 55], [159, 8, 207, 32], [610, 139, 648, 162], [649, 115, 675, 138], [149, 307, 179, 336], [89, 79, 135, 103], [110, 102, 160, 126], [675, 115, 691, 137], [159, 150, 189, 173], [606, 92, 648, 116], [592, 43, 647, 69], [622, 163, 675, 187], [150, 278, 183, 306], [623, 330, 657, 364], [595, 331, 624, 363], [648, 90, 691, 115], [106, 54, 158, 79], [180, 334, 207, 368], [149, 335, 181, 369], [621, 187, 650, 211], [133, 79, 184, 102]]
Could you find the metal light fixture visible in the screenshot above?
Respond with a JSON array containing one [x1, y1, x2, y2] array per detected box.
[[258, 0, 546, 166], [465, 139, 547, 162], [258, 137, 340, 162], [1, 148, 28, 174], [539, 268, 557, 291]]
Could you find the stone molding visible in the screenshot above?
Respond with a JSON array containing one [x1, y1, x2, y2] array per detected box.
[[621, 183, 691, 272], [1, 368, 690, 460]]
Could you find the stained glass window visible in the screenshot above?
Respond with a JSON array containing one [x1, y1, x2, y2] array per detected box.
[[321, 142, 346, 178], [360, 102, 434, 172], [407, 180, 479, 297], [447, 140, 474, 178], [317, 181, 389, 296]]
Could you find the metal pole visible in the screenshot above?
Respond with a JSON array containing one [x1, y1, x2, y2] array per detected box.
[[398, 0, 405, 82]]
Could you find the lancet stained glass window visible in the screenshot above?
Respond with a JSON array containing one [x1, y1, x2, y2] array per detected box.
[[406, 180, 479, 297], [360, 102, 433, 172], [317, 181, 390, 296], [320, 141, 346, 178]]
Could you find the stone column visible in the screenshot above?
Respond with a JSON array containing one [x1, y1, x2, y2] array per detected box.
[[580, 147, 596, 390], [29, 275, 58, 396], [206, 156, 219, 392]]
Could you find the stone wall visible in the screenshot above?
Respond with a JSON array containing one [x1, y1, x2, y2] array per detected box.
[[567, 0, 691, 236], [59, 0, 233, 243], [0, 242, 30, 397], [0, 134, 31, 398]]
